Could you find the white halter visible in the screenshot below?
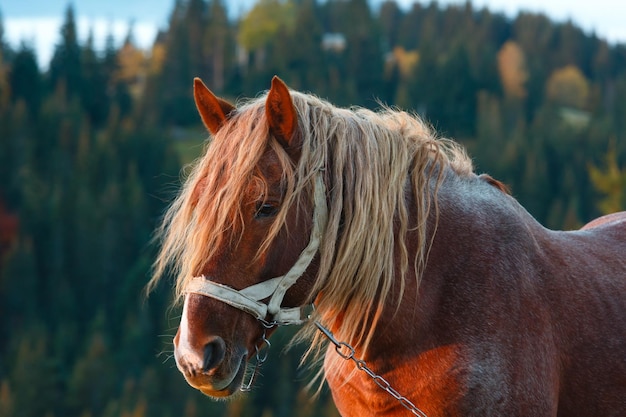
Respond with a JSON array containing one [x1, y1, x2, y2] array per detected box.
[[184, 175, 327, 325]]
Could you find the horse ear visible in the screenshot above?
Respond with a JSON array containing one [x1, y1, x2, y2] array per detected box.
[[266, 76, 298, 150], [193, 77, 235, 135]]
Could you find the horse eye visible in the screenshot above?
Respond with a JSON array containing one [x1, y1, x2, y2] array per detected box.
[[255, 203, 278, 218]]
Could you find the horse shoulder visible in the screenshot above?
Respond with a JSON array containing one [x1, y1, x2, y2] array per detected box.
[[325, 343, 470, 417]]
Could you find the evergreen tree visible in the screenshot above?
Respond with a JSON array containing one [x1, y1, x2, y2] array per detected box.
[[269, 0, 325, 92], [8, 327, 63, 417], [0, 12, 11, 115], [205, 0, 233, 93], [49, 5, 82, 100], [156, 0, 208, 124], [379, 0, 403, 52], [9, 43, 42, 117], [81, 32, 110, 126], [340, 0, 384, 105]]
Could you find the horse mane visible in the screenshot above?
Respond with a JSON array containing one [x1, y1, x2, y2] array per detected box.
[[150, 89, 474, 367], [478, 173, 510, 194]]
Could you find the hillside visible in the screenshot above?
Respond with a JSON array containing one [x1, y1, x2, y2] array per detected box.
[[0, 1, 625, 416]]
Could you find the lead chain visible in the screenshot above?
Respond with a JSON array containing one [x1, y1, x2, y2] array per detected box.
[[314, 321, 428, 417], [241, 327, 272, 392]]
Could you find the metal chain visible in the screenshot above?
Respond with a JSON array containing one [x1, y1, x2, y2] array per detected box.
[[240, 316, 302, 392], [314, 321, 428, 417], [241, 321, 274, 392], [240, 316, 428, 417]]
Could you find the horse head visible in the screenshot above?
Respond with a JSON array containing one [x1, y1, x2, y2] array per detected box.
[[160, 77, 323, 397]]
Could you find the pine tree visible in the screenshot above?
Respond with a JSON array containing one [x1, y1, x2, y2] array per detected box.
[[49, 5, 82, 100], [81, 32, 110, 126], [67, 331, 116, 416], [342, 0, 384, 105], [8, 327, 62, 417], [379, 1, 403, 51], [9, 43, 42, 117], [205, 0, 232, 92]]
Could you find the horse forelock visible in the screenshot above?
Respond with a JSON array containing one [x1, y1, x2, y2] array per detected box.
[[150, 88, 474, 369], [151, 100, 289, 300]]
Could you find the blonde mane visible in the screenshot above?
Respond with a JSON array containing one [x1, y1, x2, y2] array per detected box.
[[149, 89, 473, 369]]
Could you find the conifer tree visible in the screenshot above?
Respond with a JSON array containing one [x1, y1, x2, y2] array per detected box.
[[205, 0, 233, 93], [49, 5, 82, 100], [81, 32, 109, 126], [9, 43, 42, 117]]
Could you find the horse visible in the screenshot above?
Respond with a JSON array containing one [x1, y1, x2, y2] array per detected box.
[[149, 76, 626, 416]]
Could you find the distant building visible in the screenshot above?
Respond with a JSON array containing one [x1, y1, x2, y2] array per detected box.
[[322, 33, 347, 53], [559, 107, 591, 130]]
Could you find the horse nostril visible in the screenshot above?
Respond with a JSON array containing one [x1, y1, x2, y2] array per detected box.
[[202, 337, 226, 372]]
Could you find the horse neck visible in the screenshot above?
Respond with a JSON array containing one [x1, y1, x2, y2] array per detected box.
[[364, 171, 549, 357]]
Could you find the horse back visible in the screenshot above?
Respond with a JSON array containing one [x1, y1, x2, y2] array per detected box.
[[548, 211, 626, 416], [581, 211, 626, 231]]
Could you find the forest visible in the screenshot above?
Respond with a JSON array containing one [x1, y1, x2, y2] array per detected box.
[[0, 0, 625, 416]]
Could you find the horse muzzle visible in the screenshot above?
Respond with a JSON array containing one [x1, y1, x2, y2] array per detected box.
[[174, 332, 249, 397], [174, 294, 252, 397]]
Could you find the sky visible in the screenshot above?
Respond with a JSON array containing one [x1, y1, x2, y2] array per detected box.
[[3, 0, 626, 68]]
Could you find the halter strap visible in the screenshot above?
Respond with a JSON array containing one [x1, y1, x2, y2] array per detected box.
[[185, 174, 328, 326]]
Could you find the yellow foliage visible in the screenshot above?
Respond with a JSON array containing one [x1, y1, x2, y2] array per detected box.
[[546, 65, 590, 109], [238, 0, 295, 51], [117, 41, 147, 99], [497, 41, 528, 99], [131, 398, 147, 417], [117, 42, 146, 83], [149, 42, 167, 75], [391, 47, 419, 79], [0, 380, 13, 417], [589, 144, 626, 214]]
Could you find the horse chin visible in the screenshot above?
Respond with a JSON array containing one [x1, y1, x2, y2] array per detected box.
[[193, 355, 248, 399]]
